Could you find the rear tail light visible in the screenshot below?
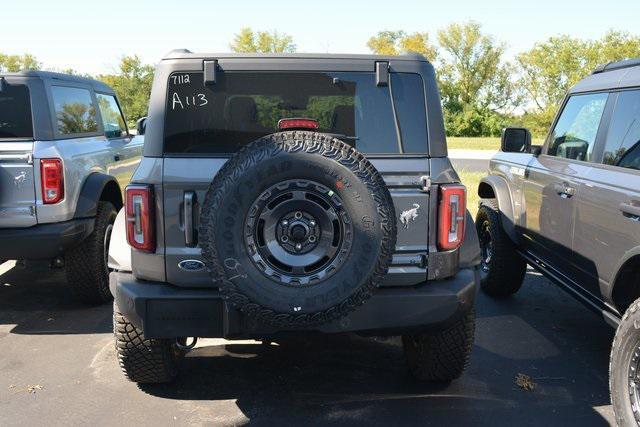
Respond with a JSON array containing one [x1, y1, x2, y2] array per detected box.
[[277, 118, 319, 131], [40, 158, 64, 204], [125, 185, 155, 252], [438, 184, 466, 251]]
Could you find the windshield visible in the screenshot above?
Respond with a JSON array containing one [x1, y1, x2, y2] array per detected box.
[[163, 71, 423, 154], [0, 83, 33, 139]]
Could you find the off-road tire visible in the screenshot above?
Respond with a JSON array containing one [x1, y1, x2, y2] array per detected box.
[[610, 297, 640, 426], [65, 201, 117, 304], [199, 131, 396, 328], [114, 305, 183, 384], [402, 309, 475, 382], [476, 201, 526, 298]]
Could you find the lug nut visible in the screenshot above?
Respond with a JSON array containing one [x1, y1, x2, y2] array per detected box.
[[281, 235, 289, 242], [295, 243, 302, 251], [309, 220, 316, 227], [308, 236, 316, 243], [282, 220, 289, 226], [294, 211, 303, 219]]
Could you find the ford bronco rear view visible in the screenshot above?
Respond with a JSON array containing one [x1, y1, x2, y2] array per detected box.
[[108, 51, 481, 384]]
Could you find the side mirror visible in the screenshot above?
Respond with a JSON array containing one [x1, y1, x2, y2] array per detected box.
[[136, 117, 147, 136], [501, 127, 531, 153]]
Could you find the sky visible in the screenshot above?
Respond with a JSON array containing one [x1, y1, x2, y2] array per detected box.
[[2, 0, 639, 75]]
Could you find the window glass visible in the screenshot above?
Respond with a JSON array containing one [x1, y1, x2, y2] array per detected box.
[[0, 84, 33, 138], [547, 93, 608, 161], [392, 73, 428, 153], [164, 72, 399, 154], [51, 86, 98, 135], [96, 93, 126, 138], [603, 90, 640, 170]]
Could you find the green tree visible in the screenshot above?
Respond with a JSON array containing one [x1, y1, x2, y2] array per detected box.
[[437, 22, 517, 110], [437, 22, 519, 136], [98, 55, 154, 126], [517, 30, 640, 135], [367, 31, 437, 61], [0, 53, 41, 72], [230, 28, 296, 53]]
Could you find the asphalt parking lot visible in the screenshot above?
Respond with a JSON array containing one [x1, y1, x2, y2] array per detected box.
[[0, 260, 615, 426]]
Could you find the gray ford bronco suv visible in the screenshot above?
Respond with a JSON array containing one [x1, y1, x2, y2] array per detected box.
[[0, 71, 142, 303], [108, 51, 481, 384], [475, 58, 640, 425]]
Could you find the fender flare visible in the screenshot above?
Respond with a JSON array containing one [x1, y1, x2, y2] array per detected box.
[[478, 175, 518, 243], [74, 173, 122, 219]]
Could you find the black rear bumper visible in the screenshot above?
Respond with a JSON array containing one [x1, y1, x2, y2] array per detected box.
[[111, 268, 479, 339], [0, 218, 94, 260]]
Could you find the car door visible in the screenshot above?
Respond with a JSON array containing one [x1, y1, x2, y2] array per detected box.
[[573, 89, 640, 300], [95, 93, 141, 192], [522, 92, 608, 283]]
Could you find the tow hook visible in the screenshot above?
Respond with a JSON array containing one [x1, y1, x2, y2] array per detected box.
[[175, 337, 198, 351]]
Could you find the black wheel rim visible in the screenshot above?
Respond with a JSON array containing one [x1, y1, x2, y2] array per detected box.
[[479, 220, 492, 274], [244, 179, 353, 286], [627, 338, 640, 424]]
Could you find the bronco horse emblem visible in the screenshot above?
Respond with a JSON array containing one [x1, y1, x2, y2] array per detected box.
[[400, 203, 420, 229]]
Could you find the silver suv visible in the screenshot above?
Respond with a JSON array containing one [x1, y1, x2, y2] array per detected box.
[[475, 58, 640, 425], [108, 51, 481, 385], [0, 71, 142, 303]]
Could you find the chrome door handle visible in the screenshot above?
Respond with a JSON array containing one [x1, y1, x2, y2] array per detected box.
[[554, 183, 575, 198], [620, 202, 640, 221]]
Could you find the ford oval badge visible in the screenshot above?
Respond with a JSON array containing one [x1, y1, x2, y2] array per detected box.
[[178, 259, 205, 272]]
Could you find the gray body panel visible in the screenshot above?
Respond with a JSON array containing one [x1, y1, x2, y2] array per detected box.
[[0, 72, 142, 250], [486, 62, 640, 319]]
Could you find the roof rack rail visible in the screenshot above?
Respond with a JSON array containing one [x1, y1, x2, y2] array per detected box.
[[592, 58, 640, 74]]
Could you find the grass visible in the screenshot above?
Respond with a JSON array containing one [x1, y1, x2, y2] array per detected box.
[[457, 169, 486, 217], [447, 136, 545, 150]]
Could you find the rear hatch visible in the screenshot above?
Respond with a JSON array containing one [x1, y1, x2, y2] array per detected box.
[[0, 79, 37, 228], [160, 69, 431, 287]]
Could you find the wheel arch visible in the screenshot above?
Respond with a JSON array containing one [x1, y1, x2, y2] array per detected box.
[[74, 173, 123, 219], [477, 175, 518, 244], [611, 251, 640, 314]]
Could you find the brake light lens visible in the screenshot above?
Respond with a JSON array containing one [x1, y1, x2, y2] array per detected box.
[[125, 185, 155, 252], [277, 118, 319, 131], [40, 159, 64, 204], [438, 184, 466, 251]]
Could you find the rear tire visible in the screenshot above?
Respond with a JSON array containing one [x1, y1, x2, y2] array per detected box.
[[402, 309, 475, 382], [65, 201, 117, 304], [114, 305, 183, 384], [476, 201, 526, 298], [610, 297, 640, 426]]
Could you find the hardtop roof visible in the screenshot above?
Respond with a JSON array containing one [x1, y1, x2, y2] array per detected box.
[[0, 70, 114, 93], [162, 49, 429, 63], [570, 63, 640, 94]]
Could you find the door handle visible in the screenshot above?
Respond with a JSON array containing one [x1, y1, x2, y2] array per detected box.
[[114, 153, 121, 162], [184, 191, 196, 246], [620, 202, 640, 221], [553, 183, 576, 198]]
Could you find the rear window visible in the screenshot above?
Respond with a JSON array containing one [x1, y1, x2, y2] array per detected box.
[[51, 86, 99, 136], [0, 83, 33, 139], [164, 71, 427, 155]]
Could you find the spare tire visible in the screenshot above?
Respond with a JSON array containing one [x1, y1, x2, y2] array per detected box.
[[199, 131, 396, 327]]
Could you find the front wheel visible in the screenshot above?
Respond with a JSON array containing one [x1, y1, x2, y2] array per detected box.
[[476, 201, 526, 298], [402, 309, 475, 382], [610, 298, 640, 426]]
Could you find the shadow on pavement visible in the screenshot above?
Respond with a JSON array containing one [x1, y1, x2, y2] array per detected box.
[[139, 270, 614, 426], [0, 260, 112, 335]]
